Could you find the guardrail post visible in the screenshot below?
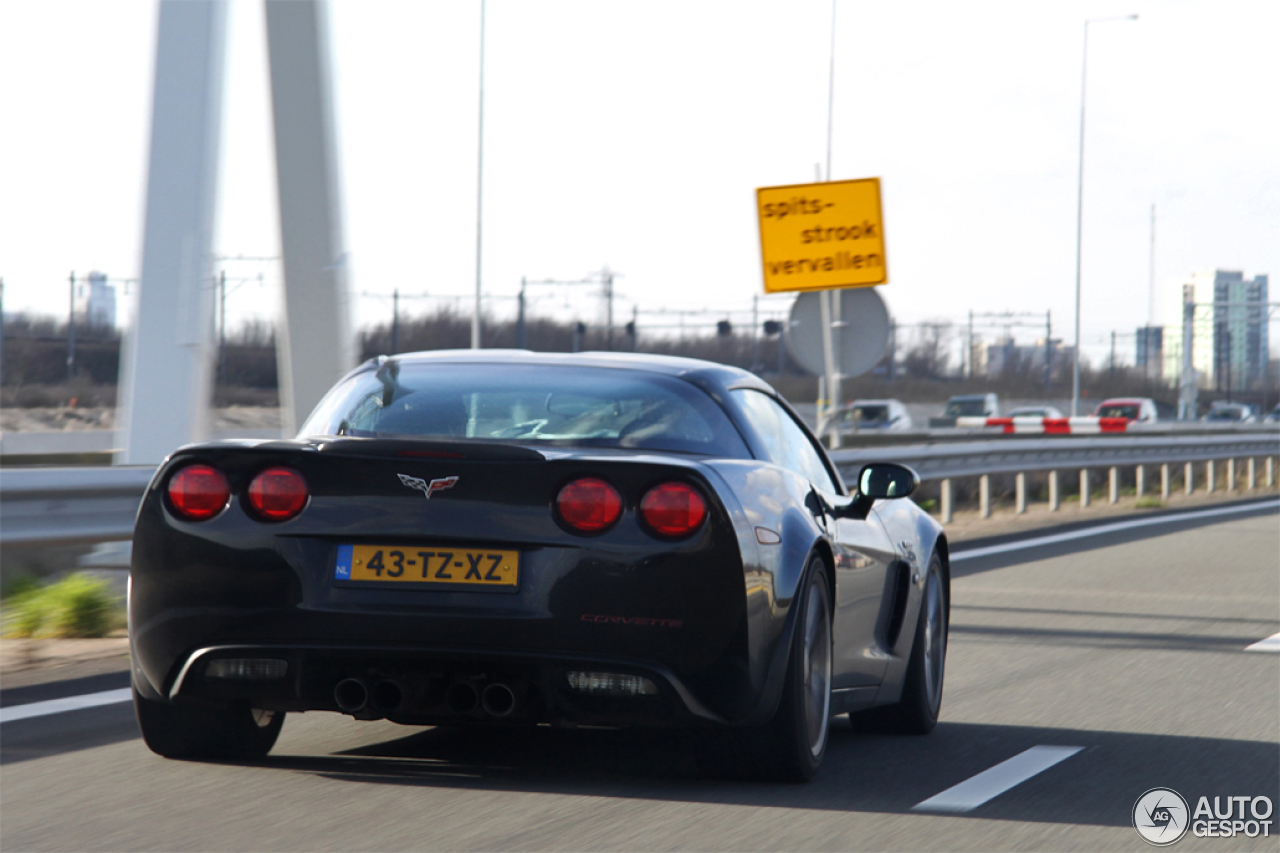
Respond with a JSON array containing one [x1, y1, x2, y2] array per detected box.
[[1109, 467, 1119, 504], [1049, 470, 1060, 511], [1136, 464, 1146, 498], [1269, 457, 1275, 488], [1161, 463, 1170, 500], [1185, 462, 1194, 495], [1015, 472, 1027, 514], [1227, 458, 1237, 492], [979, 474, 991, 519], [940, 478, 953, 524], [1080, 469, 1090, 508], [1248, 457, 1256, 491], [1206, 459, 1216, 493]]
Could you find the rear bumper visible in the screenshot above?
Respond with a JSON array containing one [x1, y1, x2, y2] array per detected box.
[[153, 642, 727, 727]]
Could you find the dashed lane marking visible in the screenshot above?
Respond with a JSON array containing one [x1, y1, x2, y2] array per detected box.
[[0, 688, 133, 724], [912, 745, 1084, 813], [950, 500, 1280, 563], [1245, 632, 1280, 653]]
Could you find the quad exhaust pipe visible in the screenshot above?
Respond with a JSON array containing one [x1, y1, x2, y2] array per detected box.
[[446, 681, 519, 716], [481, 683, 516, 717], [335, 678, 406, 715], [370, 679, 405, 713], [446, 682, 479, 713], [337, 676, 517, 717], [334, 678, 369, 713]]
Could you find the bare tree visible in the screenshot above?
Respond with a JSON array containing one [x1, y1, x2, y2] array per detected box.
[[902, 322, 953, 379]]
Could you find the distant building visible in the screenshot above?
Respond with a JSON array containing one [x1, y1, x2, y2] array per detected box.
[[975, 336, 1070, 379], [1135, 325, 1162, 375], [1214, 271, 1269, 390], [1163, 269, 1269, 390], [78, 271, 117, 328]]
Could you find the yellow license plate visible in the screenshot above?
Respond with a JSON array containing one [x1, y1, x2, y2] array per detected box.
[[334, 544, 518, 588]]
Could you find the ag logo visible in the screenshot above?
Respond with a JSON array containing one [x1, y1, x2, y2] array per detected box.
[[1134, 788, 1189, 846]]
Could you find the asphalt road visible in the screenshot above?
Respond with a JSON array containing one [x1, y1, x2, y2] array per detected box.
[[2, 504, 1278, 852]]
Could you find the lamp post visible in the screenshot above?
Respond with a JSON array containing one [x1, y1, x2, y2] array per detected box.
[[472, 0, 487, 349], [1071, 14, 1138, 416]]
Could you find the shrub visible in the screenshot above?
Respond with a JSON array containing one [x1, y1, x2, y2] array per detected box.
[[2, 574, 120, 638], [2, 575, 39, 601]]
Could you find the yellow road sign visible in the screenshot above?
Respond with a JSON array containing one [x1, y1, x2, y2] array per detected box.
[[756, 177, 887, 293]]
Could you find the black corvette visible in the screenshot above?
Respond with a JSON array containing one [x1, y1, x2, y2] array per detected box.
[[130, 351, 949, 780]]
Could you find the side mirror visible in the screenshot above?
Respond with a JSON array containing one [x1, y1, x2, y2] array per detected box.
[[858, 463, 919, 500]]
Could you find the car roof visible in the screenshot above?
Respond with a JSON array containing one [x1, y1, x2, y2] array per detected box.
[[948, 394, 991, 401], [851, 399, 897, 406], [358, 349, 775, 394], [1098, 398, 1148, 405]]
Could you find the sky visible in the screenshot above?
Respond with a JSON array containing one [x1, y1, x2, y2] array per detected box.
[[1, 0, 1277, 367]]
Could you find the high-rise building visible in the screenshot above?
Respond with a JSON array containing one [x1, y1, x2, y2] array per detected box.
[[1162, 269, 1269, 390], [1214, 271, 1269, 391], [78, 271, 117, 328], [1135, 325, 1162, 375]]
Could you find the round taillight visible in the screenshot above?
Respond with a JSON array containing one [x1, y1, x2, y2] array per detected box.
[[167, 464, 230, 521], [247, 467, 309, 522], [555, 478, 623, 533], [639, 481, 707, 538]]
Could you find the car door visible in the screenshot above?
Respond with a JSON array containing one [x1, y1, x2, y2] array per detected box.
[[731, 389, 896, 688]]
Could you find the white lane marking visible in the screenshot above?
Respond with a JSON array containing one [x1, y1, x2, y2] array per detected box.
[[0, 688, 133, 724], [1245, 632, 1280, 653], [912, 745, 1084, 813], [950, 500, 1280, 562]]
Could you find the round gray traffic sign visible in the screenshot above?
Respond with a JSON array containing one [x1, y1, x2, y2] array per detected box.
[[786, 288, 891, 378]]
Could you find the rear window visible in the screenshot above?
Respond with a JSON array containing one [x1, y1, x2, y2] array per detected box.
[[854, 405, 889, 422], [945, 398, 987, 417], [299, 361, 750, 457], [1096, 404, 1139, 419]]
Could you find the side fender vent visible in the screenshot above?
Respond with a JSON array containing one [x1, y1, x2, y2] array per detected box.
[[885, 560, 912, 648]]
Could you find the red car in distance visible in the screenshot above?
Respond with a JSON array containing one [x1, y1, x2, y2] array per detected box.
[[1093, 398, 1158, 423]]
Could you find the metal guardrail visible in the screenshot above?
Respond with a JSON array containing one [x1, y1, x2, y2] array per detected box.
[[0, 466, 155, 547], [830, 432, 1280, 482], [1, 429, 1277, 547], [0, 428, 285, 458], [832, 430, 1280, 523]]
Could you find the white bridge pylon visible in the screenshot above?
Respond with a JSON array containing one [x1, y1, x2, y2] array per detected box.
[[118, 0, 351, 464]]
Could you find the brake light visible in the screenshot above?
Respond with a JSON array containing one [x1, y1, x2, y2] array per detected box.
[[247, 467, 309, 521], [167, 464, 230, 521], [555, 478, 623, 533], [639, 481, 707, 538]]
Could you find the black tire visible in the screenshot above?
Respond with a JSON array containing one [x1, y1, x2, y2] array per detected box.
[[134, 686, 284, 760], [760, 557, 833, 782], [855, 552, 948, 735]]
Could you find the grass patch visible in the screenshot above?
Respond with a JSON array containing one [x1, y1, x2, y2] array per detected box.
[[1134, 496, 1164, 510], [2, 573, 122, 638]]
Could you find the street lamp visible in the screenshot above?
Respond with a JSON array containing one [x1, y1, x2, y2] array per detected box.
[[1071, 13, 1138, 416]]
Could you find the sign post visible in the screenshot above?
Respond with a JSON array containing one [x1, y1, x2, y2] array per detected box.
[[757, 178, 888, 442]]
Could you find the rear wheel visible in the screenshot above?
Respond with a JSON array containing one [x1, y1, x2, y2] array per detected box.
[[134, 686, 284, 760], [761, 558, 832, 782]]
